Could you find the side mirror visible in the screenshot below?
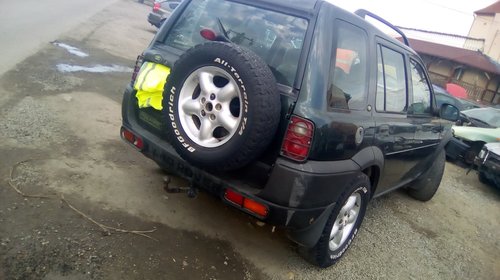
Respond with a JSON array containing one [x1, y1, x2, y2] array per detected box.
[[439, 103, 459, 122]]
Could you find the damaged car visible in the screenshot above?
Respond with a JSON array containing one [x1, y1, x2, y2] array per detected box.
[[446, 107, 500, 163], [475, 142, 500, 189], [122, 0, 460, 267]]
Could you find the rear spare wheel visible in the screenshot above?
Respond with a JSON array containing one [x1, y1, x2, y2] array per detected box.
[[162, 42, 280, 171]]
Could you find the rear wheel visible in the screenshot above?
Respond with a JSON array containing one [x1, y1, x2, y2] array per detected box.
[[300, 173, 371, 267]]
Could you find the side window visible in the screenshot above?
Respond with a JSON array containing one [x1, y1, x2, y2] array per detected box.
[[376, 45, 407, 112], [328, 21, 368, 110], [409, 59, 431, 115]]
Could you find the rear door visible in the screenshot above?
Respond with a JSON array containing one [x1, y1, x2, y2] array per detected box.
[[373, 41, 418, 192], [373, 42, 443, 193], [406, 57, 442, 172]]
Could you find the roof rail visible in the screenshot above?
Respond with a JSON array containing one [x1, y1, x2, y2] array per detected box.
[[355, 9, 410, 47]]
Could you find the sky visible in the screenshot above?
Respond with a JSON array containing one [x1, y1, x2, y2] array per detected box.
[[327, 0, 498, 36]]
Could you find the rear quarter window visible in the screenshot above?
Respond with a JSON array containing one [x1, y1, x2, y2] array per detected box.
[[328, 20, 368, 111]]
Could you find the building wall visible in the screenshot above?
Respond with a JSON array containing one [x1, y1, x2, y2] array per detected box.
[[421, 55, 499, 103], [460, 70, 489, 88], [468, 13, 500, 62], [485, 29, 500, 61]]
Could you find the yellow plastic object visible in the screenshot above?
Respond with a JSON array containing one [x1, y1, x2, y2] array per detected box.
[[134, 62, 171, 110]]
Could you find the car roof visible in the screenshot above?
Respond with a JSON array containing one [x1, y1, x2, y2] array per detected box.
[[234, 0, 417, 55], [233, 0, 319, 17], [248, 0, 318, 13]]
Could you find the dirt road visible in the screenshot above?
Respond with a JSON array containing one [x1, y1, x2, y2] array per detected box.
[[0, 0, 118, 76], [1, 1, 499, 279]]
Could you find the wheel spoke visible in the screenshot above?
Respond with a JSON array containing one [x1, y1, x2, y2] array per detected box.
[[339, 226, 351, 246], [217, 82, 237, 102], [198, 118, 216, 141], [330, 220, 341, 240], [180, 98, 201, 116], [331, 228, 343, 246], [341, 196, 356, 214], [347, 209, 358, 224], [199, 71, 217, 94], [217, 110, 238, 132]]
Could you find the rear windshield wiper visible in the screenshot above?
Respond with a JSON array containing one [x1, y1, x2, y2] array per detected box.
[[217, 18, 231, 42]]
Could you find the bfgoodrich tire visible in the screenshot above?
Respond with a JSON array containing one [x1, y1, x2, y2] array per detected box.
[[300, 173, 371, 268], [163, 42, 280, 171], [407, 149, 445, 201]]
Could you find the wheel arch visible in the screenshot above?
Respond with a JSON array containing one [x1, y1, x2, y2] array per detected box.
[[351, 146, 384, 198]]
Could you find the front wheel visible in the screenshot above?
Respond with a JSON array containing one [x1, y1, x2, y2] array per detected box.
[[407, 149, 445, 201], [464, 142, 484, 164], [478, 170, 489, 185], [300, 173, 371, 267]]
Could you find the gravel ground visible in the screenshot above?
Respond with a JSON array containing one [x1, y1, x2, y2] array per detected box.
[[0, 0, 499, 279]]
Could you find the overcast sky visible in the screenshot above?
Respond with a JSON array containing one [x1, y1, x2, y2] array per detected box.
[[327, 0, 498, 36]]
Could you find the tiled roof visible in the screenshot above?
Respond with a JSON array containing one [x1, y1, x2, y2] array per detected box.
[[407, 38, 500, 74], [475, 1, 500, 15]]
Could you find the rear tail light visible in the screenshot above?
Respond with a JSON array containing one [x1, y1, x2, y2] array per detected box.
[[243, 198, 268, 218], [153, 2, 161, 12], [131, 55, 144, 84], [281, 115, 314, 161], [224, 189, 244, 205], [121, 127, 144, 150], [224, 189, 268, 218]]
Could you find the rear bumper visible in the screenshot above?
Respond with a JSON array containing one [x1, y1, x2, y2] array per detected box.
[[121, 85, 361, 246]]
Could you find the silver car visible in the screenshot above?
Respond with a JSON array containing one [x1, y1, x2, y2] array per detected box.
[[148, 0, 181, 28]]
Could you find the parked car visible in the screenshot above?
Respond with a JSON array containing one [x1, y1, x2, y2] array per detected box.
[[445, 107, 500, 163], [475, 142, 500, 189], [147, 0, 180, 28], [433, 85, 464, 111], [459, 98, 484, 110], [122, 0, 459, 267]]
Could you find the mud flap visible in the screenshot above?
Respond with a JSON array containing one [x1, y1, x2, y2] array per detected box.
[[287, 203, 335, 248]]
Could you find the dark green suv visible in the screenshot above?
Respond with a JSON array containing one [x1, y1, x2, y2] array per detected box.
[[121, 0, 459, 267]]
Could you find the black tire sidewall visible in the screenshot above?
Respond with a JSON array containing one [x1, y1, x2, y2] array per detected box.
[[408, 149, 445, 201], [478, 170, 489, 184], [163, 43, 276, 167]]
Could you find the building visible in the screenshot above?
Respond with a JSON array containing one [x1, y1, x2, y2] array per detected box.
[[407, 37, 500, 104], [467, 1, 500, 63], [392, 2, 500, 105]]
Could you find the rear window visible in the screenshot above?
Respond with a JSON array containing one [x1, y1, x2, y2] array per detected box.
[[163, 0, 308, 86]]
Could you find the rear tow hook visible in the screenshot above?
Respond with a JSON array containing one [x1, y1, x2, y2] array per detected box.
[[163, 176, 198, 198]]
